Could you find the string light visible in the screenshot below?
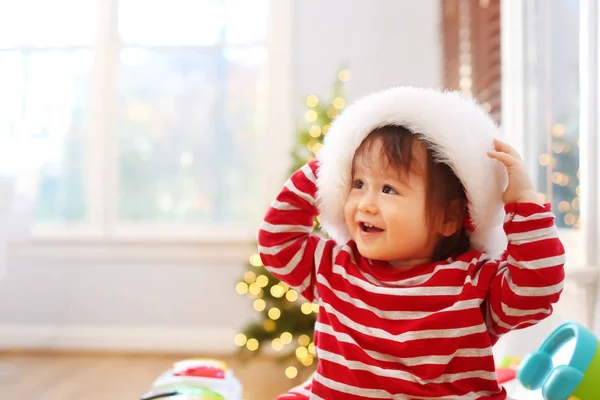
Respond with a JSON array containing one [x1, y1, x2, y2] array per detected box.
[[311, 303, 320, 313], [300, 356, 314, 366], [338, 69, 351, 82], [308, 343, 316, 355], [305, 110, 318, 122], [272, 338, 284, 351], [333, 97, 345, 110], [558, 201, 570, 213], [564, 213, 577, 226], [246, 338, 259, 351], [326, 108, 337, 118], [285, 366, 298, 379], [553, 143, 566, 154], [235, 282, 248, 295], [244, 271, 257, 284], [552, 172, 569, 186], [298, 334, 310, 346], [248, 283, 262, 296], [268, 307, 282, 320], [309, 125, 322, 137], [263, 319, 276, 332], [312, 143, 323, 154], [281, 332, 293, 344], [278, 282, 289, 293], [552, 124, 565, 137], [249, 254, 263, 267], [322, 124, 331, 135], [285, 289, 299, 302], [571, 198, 580, 210], [270, 285, 284, 298], [538, 153, 552, 166], [301, 303, 313, 315], [306, 95, 319, 107], [256, 275, 269, 287], [234, 334, 247, 347], [295, 346, 308, 359], [253, 299, 266, 312], [459, 64, 472, 76]]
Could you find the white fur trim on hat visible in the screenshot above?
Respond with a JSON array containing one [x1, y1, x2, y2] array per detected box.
[[315, 86, 508, 259]]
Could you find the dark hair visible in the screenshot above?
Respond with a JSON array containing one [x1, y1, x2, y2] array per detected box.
[[354, 125, 471, 261]]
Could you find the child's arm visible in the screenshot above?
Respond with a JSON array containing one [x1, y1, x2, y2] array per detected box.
[[258, 159, 336, 302], [483, 139, 565, 339], [482, 202, 565, 339]]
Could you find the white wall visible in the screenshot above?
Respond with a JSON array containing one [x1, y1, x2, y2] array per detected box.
[[0, 0, 441, 353], [292, 0, 441, 120]]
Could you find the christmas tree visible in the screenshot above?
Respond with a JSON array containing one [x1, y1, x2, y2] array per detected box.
[[234, 68, 351, 380], [536, 121, 580, 229]]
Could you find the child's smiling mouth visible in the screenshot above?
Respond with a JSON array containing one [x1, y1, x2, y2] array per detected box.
[[358, 221, 384, 234]]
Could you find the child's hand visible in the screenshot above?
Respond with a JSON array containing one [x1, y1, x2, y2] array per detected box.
[[487, 139, 540, 204]]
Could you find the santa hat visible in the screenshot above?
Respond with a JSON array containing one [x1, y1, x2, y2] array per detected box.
[[315, 86, 508, 259]]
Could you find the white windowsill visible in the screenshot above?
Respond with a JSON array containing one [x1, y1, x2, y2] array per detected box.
[[7, 238, 257, 266]]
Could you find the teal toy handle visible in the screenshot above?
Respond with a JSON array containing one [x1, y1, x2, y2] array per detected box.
[[517, 321, 600, 400]]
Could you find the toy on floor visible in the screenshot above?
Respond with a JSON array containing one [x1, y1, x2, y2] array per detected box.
[[517, 321, 600, 400], [496, 356, 522, 384], [141, 359, 242, 400]]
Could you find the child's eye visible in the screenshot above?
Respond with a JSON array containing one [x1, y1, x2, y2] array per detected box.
[[352, 179, 364, 189], [382, 185, 397, 194]]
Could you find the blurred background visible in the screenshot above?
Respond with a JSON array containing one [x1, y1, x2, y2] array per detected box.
[[0, 0, 597, 399]]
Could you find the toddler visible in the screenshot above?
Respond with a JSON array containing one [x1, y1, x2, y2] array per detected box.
[[258, 87, 565, 399]]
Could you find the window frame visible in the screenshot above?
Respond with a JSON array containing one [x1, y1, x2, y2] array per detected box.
[[14, 0, 292, 244]]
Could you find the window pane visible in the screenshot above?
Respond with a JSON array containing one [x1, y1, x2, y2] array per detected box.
[[0, 0, 96, 48], [523, 0, 580, 229], [119, 0, 226, 46], [117, 47, 267, 223], [119, 0, 269, 46], [0, 51, 92, 222], [224, 0, 269, 44]]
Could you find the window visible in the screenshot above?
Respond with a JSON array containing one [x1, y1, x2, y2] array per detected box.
[[1, 0, 270, 239], [503, 0, 600, 330], [502, 0, 589, 270], [492, 1, 600, 365], [0, 0, 96, 224], [521, 0, 580, 231]]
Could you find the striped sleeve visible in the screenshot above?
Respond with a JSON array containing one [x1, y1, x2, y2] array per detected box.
[[483, 202, 565, 340], [257, 159, 335, 302]]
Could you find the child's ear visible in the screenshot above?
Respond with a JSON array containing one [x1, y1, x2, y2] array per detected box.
[[439, 199, 465, 237]]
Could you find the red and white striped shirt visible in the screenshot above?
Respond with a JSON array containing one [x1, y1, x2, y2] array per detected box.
[[258, 160, 565, 400]]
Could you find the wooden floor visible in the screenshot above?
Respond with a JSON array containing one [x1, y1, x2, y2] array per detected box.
[[0, 352, 309, 400]]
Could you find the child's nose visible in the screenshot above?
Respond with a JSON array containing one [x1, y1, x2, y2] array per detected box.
[[357, 196, 378, 214]]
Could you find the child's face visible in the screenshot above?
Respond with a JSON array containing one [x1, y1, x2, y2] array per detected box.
[[343, 139, 439, 267]]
